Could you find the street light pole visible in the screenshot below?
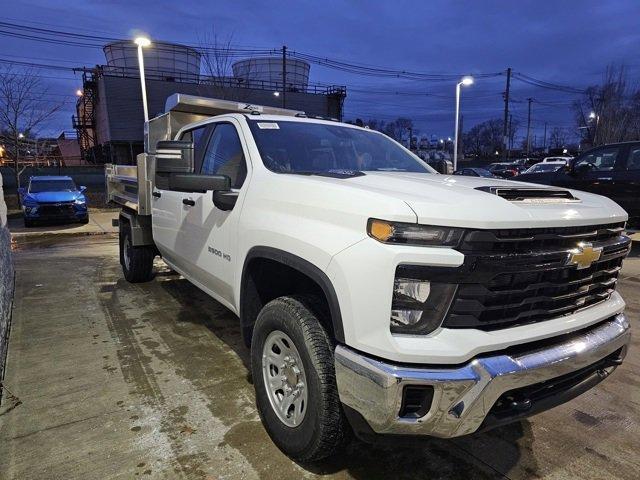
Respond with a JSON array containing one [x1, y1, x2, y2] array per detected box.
[[589, 111, 600, 146], [453, 76, 473, 171], [134, 36, 151, 123]]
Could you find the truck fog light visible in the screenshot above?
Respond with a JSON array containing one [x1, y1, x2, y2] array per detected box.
[[391, 278, 457, 335]]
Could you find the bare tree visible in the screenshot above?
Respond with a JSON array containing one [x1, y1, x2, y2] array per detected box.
[[198, 29, 257, 102], [549, 127, 568, 149], [574, 65, 640, 146], [0, 65, 64, 187]]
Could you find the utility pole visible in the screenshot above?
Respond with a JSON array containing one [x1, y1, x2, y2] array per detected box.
[[282, 45, 287, 108], [501, 67, 511, 161], [508, 114, 513, 151], [526, 97, 533, 155]]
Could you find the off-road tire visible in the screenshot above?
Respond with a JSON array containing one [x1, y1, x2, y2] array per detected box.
[[119, 222, 155, 283], [251, 295, 349, 462]]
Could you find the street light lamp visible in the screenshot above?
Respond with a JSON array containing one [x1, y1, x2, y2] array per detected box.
[[76, 89, 83, 97], [18, 133, 24, 139], [453, 76, 474, 170], [134, 36, 152, 122]]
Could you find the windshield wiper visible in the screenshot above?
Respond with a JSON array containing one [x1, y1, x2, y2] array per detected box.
[[283, 169, 365, 179]]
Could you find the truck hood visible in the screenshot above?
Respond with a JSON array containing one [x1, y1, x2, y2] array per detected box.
[[29, 191, 82, 203], [314, 172, 628, 228]]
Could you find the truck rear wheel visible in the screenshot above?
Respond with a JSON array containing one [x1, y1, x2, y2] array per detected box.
[[251, 295, 349, 462], [119, 222, 155, 283]]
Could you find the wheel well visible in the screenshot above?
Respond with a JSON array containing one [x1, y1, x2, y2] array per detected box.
[[240, 256, 340, 347]]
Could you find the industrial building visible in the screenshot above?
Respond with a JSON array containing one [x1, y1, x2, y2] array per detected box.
[[73, 41, 346, 164]]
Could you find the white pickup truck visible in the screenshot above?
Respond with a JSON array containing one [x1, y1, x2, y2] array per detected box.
[[106, 94, 631, 461]]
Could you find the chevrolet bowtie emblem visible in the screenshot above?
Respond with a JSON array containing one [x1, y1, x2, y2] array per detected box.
[[567, 242, 602, 269]]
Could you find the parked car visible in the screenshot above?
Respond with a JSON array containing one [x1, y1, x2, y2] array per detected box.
[[517, 141, 640, 225], [106, 95, 631, 461], [18, 175, 89, 227], [511, 157, 539, 168], [487, 162, 519, 178], [522, 161, 568, 174], [453, 167, 496, 178], [541, 156, 574, 163]]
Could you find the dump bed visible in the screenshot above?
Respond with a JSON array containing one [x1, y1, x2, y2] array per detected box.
[[105, 94, 304, 216]]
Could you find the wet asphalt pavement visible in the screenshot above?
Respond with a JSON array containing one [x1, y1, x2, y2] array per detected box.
[[0, 235, 638, 479]]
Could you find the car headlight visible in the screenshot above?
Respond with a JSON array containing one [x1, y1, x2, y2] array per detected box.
[[74, 198, 86, 205], [391, 272, 457, 335], [368, 219, 464, 247]]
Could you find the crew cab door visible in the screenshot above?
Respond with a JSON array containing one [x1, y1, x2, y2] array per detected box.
[[617, 143, 640, 221], [151, 124, 211, 268], [180, 120, 248, 306], [566, 145, 624, 198]]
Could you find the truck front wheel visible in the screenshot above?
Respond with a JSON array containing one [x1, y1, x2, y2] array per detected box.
[[251, 295, 349, 462], [119, 222, 155, 283]]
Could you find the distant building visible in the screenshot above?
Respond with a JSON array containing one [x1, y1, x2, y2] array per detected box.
[[73, 41, 346, 164]]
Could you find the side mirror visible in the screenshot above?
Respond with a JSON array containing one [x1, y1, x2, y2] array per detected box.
[[17, 187, 26, 195], [155, 140, 194, 173], [573, 163, 590, 176], [213, 190, 238, 211], [79, 185, 87, 193], [168, 174, 230, 193]]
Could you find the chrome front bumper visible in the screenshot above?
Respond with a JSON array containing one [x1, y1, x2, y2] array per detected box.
[[335, 314, 630, 438]]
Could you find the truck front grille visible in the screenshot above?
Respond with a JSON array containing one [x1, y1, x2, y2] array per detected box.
[[398, 222, 630, 331], [449, 222, 629, 330]]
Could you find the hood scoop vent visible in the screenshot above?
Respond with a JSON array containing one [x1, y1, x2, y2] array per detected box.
[[475, 186, 580, 203]]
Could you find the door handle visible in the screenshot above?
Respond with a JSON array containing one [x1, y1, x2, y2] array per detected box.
[[182, 198, 196, 206], [152, 191, 161, 198]]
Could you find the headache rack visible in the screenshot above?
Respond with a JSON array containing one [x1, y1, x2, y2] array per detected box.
[[105, 94, 304, 215]]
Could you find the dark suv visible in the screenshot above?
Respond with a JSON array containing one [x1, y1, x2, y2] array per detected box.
[[517, 141, 640, 225]]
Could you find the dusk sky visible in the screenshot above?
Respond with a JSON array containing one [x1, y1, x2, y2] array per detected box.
[[3, 0, 640, 143]]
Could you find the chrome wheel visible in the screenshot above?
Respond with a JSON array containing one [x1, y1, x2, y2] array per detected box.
[[262, 330, 308, 427]]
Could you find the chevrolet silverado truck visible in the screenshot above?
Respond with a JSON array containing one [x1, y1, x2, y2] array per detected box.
[[106, 94, 631, 461]]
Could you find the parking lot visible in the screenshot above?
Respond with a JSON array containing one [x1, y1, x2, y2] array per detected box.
[[0, 234, 638, 480]]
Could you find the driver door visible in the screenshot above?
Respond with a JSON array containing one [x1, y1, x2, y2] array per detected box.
[[179, 120, 249, 306]]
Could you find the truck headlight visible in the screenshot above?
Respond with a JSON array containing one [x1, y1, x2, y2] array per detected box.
[[368, 219, 464, 247], [391, 277, 457, 335]]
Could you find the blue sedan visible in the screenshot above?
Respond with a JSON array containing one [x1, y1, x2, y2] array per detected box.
[[19, 176, 89, 227]]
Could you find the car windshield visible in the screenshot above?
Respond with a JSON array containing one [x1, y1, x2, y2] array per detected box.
[[29, 179, 77, 193], [526, 163, 563, 173], [247, 120, 433, 175]]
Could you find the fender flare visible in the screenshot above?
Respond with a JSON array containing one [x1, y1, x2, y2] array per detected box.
[[240, 246, 345, 344]]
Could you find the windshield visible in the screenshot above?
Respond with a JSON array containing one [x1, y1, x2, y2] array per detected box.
[[29, 179, 77, 193], [526, 163, 563, 173], [248, 120, 432, 175], [476, 169, 494, 177]]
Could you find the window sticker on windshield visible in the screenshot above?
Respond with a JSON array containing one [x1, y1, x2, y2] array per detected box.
[[257, 122, 279, 129]]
